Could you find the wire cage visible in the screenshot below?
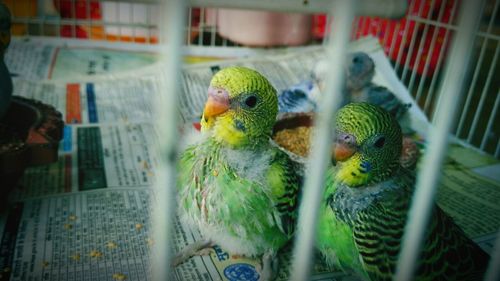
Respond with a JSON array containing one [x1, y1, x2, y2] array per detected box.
[[2, 0, 499, 281], [5, 0, 499, 158]]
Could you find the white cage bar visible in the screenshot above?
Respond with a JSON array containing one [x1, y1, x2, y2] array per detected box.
[[290, 2, 355, 280], [8, 0, 497, 157], [2, 0, 498, 280]]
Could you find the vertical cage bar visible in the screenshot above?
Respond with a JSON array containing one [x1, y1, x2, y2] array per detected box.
[[387, 19, 402, 59], [147, 3, 151, 44], [209, 8, 216, 46], [484, 231, 500, 281], [394, 1, 486, 280], [423, 0, 459, 115], [380, 19, 392, 51], [198, 7, 205, 46], [355, 16, 365, 39], [131, 2, 135, 42], [400, 0, 434, 83], [416, 0, 459, 104], [290, 1, 355, 280], [407, 0, 445, 94], [394, 0, 422, 74], [187, 7, 192, 45], [466, 41, 499, 144], [456, 0, 498, 137], [350, 16, 359, 40], [480, 89, 500, 150], [151, 0, 185, 280]]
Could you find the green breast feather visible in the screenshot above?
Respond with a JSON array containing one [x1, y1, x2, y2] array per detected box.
[[177, 137, 300, 256]]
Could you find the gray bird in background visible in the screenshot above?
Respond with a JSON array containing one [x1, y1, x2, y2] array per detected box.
[[0, 2, 12, 119], [313, 52, 412, 121]]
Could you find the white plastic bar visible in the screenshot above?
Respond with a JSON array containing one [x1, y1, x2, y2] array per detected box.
[[394, 0, 424, 74], [187, 7, 192, 45], [209, 8, 216, 46], [400, 0, 433, 82], [416, 0, 458, 104], [380, 19, 393, 50], [466, 41, 500, 144], [456, 0, 498, 136], [394, 1, 485, 280], [408, 0, 445, 95], [151, 0, 185, 281], [350, 16, 360, 40], [189, 0, 405, 18], [195, 8, 205, 46], [480, 89, 500, 150], [423, 1, 458, 115], [485, 230, 500, 281], [290, 1, 355, 281]]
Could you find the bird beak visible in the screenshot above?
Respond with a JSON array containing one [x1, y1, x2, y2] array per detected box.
[[332, 133, 357, 162], [334, 142, 356, 162], [203, 87, 230, 119]]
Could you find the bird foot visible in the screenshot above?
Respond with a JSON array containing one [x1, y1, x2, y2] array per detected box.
[[172, 239, 213, 267], [256, 251, 278, 281]]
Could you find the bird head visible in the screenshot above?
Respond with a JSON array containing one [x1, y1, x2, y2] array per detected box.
[[332, 102, 402, 187], [200, 66, 278, 148], [344, 52, 375, 91]]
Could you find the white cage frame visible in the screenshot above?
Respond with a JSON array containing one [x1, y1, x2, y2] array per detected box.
[[7, 0, 500, 159], [4, 0, 500, 280]]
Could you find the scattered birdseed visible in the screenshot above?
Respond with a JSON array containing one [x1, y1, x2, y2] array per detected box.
[[135, 223, 143, 230], [113, 273, 127, 280], [63, 223, 73, 230], [70, 253, 81, 261], [89, 250, 103, 258], [106, 241, 118, 249], [68, 215, 77, 221]]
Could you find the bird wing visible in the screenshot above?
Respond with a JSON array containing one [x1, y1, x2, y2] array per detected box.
[[351, 174, 489, 281], [266, 148, 303, 237]]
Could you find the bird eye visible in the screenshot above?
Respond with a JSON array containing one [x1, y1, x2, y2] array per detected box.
[[244, 95, 258, 108], [374, 136, 386, 148]]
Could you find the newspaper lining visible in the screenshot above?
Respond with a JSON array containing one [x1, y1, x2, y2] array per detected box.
[[0, 37, 498, 281]]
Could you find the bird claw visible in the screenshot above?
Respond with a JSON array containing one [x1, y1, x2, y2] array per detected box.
[[171, 239, 213, 267], [256, 251, 278, 281]]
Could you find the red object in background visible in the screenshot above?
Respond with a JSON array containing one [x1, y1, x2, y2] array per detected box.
[[313, 0, 456, 77], [53, 0, 102, 38]]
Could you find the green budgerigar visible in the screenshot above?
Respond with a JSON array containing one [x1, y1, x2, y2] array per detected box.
[[316, 103, 490, 280], [175, 66, 301, 279]]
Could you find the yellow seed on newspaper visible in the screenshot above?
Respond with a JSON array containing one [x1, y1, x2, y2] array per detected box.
[[146, 238, 154, 246], [106, 241, 118, 249], [90, 250, 103, 258], [68, 215, 77, 221], [70, 253, 81, 261], [135, 223, 143, 230], [63, 223, 73, 230], [113, 273, 127, 280]]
